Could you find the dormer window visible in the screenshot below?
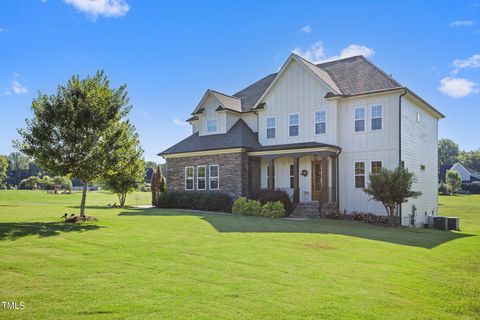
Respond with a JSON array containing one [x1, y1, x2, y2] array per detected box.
[[206, 120, 218, 133]]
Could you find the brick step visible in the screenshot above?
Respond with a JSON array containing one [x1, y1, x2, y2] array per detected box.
[[292, 203, 319, 217]]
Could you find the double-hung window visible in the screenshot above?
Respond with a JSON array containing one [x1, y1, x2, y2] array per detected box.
[[266, 117, 276, 139], [197, 166, 206, 190], [185, 166, 194, 190], [354, 107, 365, 132], [315, 110, 326, 135], [209, 165, 219, 190], [355, 162, 365, 188], [289, 113, 299, 137], [371, 161, 382, 174], [371, 105, 383, 131], [206, 120, 218, 133]]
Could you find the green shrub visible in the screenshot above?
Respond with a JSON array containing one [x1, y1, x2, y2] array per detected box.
[[248, 189, 294, 215], [260, 201, 286, 218], [438, 182, 451, 195], [155, 191, 232, 212], [232, 197, 262, 216], [232, 197, 286, 218]]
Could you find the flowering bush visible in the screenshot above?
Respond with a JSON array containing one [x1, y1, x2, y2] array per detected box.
[[344, 211, 388, 224]]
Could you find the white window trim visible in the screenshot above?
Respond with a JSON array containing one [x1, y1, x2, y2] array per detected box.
[[266, 116, 276, 140], [370, 104, 383, 132], [206, 119, 218, 134], [354, 106, 366, 133], [354, 161, 366, 189], [209, 164, 220, 190], [314, 110, 327, 135], [185, 166, 194, 191], [196, 165, 206, 190], [288, 112, 300, 138]]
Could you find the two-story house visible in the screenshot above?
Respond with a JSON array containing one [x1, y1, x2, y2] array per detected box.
[[159, 54, 444, 226]]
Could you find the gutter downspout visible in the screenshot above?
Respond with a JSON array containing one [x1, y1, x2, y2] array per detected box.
[[398, 88, 408, 225]]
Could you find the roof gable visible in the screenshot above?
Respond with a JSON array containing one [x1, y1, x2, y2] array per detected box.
[[192, 89, 242, 115], [252, 54, 341, 109]]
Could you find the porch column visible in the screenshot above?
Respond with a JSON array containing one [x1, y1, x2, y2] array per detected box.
[[293, 156, 300, 204], [267, 158, 274, 190]]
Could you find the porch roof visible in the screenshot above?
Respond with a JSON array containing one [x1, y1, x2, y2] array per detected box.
[[247, 142, 340, 158]]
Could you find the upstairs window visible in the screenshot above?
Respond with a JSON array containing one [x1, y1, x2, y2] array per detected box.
[[371, 105, 383, 131], [355, 162, 365, 188], [289, 113, 300, 137], [197, 166, 206, 190], [209, 165, 219, 190], [185, 166, 194, 190], [266, 117, 276, 139], [206, 120, 218, 133], [371, 161, 382, 174], [315, 110, 327, 135], [354, 107, 365, 132]]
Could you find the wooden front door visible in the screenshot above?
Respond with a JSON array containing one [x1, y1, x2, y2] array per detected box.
[[311, 160, 327, 201]]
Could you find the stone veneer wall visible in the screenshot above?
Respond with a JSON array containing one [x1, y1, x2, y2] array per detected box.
[[165, 152, 250, 198]]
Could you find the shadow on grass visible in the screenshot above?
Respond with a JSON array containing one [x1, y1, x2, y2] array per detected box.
[[0, 222, 104, 241], [118, 208, 475, 249]]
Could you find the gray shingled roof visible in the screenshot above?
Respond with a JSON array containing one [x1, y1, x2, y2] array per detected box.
[[230, 55, 402, 112], [316, 56, 402, 96], [159, 119, 340, 155], [159, 119, 261, 155], [233, 73, 276, 112]]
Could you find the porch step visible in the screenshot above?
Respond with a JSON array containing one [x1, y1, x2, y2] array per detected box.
[[292, 203, 319, 217]]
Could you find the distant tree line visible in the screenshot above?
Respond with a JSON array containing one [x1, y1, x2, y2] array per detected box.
[[438, 138, 480, 171]]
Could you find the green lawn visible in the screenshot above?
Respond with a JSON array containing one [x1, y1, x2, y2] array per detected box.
[[0, 191, 479, 319]]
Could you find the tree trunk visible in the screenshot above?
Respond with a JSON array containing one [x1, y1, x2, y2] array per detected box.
[[120, 193, 126, 207], [388, 205, 397, 227], [80, 181, 88, 217]]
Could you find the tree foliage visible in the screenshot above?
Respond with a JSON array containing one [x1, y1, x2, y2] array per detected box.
[[101, 123, 145, 207], [363, 167, 422, 226], [457, 150, 480, 172], [15, 71, 131, 216], [438, 138, 460, 166], [446, 170, 462, 193], [0, 155, 7, 185]]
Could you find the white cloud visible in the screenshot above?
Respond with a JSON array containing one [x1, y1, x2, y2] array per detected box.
[[63, 0, 129, 19], [300, 25, 311, 33], [173, 118, 188, 126], [293, 41, 375, 64], [4, 73, 28, 95], [452, 54, 480, 74], [450, 20, 474, 27], [438, 77, 478, 98]]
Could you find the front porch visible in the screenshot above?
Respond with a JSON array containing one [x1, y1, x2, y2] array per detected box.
[[247, 145, 340, 206]]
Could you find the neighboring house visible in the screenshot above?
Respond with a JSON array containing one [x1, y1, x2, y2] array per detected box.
[[159, 54, 444, 226], [441, 162, 480, 183]]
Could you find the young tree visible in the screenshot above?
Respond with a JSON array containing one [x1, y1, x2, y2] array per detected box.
[[15, 71, 131, 216], [363, 167, 422, 226], [150, 164, 166, 205], [446, 170, 462, 194], [438, 139, 460, 166], [101, 123, 145, 207]]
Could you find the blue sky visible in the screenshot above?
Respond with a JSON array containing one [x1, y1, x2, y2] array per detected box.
[[0, 0, 479, 162]]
